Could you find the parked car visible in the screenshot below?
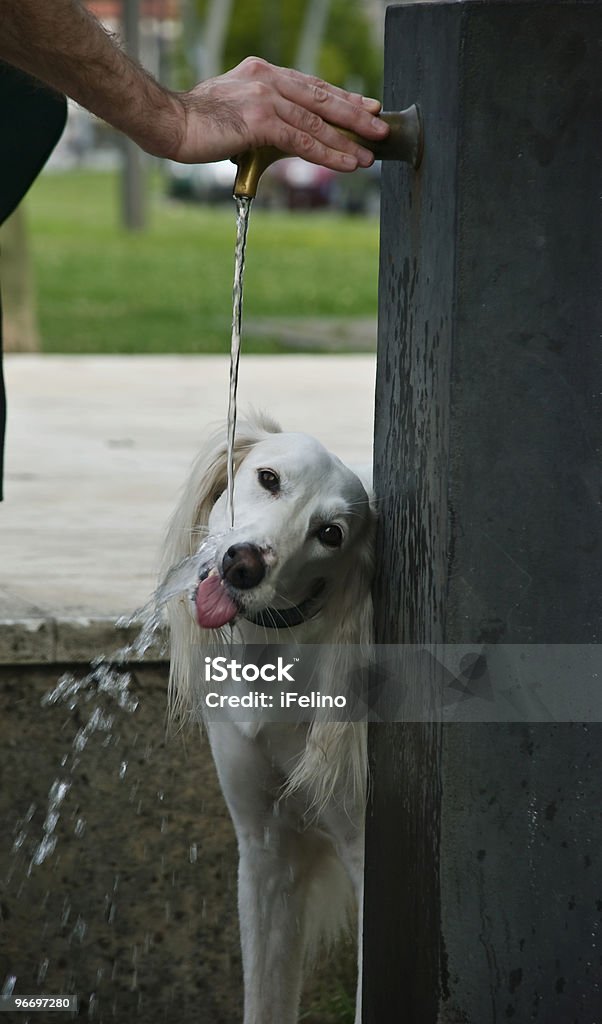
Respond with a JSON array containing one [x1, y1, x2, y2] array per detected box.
[[165, 158, 236, 203], [262, 158, 381, 214], [260, 158, 336, 210], [164, 153, 381, 214]]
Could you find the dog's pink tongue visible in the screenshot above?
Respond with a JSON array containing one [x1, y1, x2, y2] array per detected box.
[[195, 573, 238, 629]]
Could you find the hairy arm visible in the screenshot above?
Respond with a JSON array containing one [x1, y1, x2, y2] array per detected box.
[[0, 0, 182, 157], [0, 0, 387, 168]]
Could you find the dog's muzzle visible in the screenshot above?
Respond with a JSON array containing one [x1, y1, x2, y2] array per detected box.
[[195, 542, 325, 631], [220, 543, 325, 628]]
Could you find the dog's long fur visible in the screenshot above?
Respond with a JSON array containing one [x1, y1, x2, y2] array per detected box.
[[162, 413, 376, 1024]]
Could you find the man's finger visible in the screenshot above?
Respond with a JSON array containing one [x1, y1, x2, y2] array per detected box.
[[272, 70, 389, 142], [272, 98, 376, 167], [361, 96, 384, 114], [274, 65, 378, 109], [269, 119, 377, 173]]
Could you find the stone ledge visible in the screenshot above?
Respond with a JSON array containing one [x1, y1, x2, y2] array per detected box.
[[0, 616, 167, 666], [245, 315, 377, 352]]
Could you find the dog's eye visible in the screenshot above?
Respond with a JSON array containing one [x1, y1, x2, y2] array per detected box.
[[258, 469, 280, 494], [317, 524, 343, 548]]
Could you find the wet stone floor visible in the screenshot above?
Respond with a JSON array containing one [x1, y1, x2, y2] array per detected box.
[[0, 664, 355, 1023]]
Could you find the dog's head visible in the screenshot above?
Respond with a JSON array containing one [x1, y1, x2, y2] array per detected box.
[[163, 414, 375, 638]]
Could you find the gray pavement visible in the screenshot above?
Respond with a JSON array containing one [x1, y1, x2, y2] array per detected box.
[[0, 354, 375, 663]]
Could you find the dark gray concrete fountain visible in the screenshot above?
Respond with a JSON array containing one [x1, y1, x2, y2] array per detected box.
[[365, 2, 602, 1021]]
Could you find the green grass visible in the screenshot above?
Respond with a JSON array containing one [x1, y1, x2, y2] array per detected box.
[[26, 169, 379, 354]]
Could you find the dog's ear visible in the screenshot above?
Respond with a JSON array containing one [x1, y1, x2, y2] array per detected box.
[[161, 415, 281, 724], [282, 498, 376, 811], [325, 478, 376, 650]]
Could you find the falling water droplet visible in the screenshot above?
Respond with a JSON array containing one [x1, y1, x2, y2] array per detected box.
[[70, 916, 87, 944], [61, 899, 71, 926], [29, 780, 71, 871], [12, 832, 26, 853], [1, 975, 17, 997]]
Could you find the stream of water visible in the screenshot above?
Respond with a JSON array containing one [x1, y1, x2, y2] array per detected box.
[[226, 196, 253, 528], [117, 195, 252, 652], [115, 193, 252, 657]]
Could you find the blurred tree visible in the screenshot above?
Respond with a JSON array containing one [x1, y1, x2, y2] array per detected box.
[[296, 0, 331, 76], [322, 0, 383, 95], [201, 0, 235, 79], [193, 0, 383, 96]]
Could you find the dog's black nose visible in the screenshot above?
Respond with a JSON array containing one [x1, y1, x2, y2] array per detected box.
[[222, 544, 266, 590]]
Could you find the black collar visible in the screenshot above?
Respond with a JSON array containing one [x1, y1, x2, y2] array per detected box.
[[243, 579, 326, 630]]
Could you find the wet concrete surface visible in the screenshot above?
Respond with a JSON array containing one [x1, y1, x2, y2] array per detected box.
[[0, 664, 355, 1024]]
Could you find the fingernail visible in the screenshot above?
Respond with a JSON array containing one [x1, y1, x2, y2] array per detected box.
[[343, 153, 358, 169], [372, 117, 388, 133], [362, 96, 381, 106], [358, 150, 374, 168]]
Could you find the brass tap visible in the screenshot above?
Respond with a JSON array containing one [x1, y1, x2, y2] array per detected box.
[[233, 104, 423, 200]]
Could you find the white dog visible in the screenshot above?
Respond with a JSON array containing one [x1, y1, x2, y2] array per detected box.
[[162, 413, 376, 1024]]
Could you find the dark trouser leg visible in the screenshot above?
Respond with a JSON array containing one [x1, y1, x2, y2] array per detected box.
[[0, 288, 4, 501], [0, 63, 67, 500]]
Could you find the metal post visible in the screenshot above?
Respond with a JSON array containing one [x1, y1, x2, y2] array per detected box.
[[121, 0, 146, 231], [365, 2, 602, 1020]]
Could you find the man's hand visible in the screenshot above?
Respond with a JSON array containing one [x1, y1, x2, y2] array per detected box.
[[171, 57, 388, 170], [0, 1, 388, 170]]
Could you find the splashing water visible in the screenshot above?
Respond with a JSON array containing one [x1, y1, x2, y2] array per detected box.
[[17, 661, 142, 877], [115, 534, 220, 661], [14, 532, 221, 886], [29, 780, 71, 871], [226, 195, 253, 528]]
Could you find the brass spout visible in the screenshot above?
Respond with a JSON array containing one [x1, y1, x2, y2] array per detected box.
[[233, 104, 423, 200]]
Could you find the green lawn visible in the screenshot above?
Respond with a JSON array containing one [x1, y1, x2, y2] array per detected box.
[[26, 169, 379, 354]]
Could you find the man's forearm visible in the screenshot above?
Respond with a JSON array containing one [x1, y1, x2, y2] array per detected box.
[[0, 1, 387, 169], [0, 0, 183, 157]]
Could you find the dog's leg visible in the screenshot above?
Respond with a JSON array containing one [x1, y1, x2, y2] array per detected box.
[[208, 722, 325, 1024], [237, 826, 326, 1024]]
